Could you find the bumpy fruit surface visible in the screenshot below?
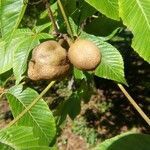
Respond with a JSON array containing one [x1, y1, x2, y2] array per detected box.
[[68, 39, 101, 71], [28, 40, 70, 80]]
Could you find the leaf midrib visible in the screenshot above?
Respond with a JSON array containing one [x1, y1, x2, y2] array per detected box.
[[136, 0, 150, 31], [0, 140, 18, 150], [9, 93, 49, 143]]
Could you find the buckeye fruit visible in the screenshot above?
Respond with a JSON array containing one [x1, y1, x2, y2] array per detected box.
[[68, 39, 101, 71], [28, 40, 70, 80]]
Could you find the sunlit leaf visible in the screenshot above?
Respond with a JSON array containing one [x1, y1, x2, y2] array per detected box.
[[6, 85, 56, 145], [0, 0, 27, 38], [33, 23, 52, 33], [13, 34, 39, 84], [0, 35, 25, 74], [85, 0, 119, 20], [80, 32, 127, 85], [0, 126, 55, 149], [73, 67, 86, 80], [13, 29, 53, 84], [119, 0, 150, 62]]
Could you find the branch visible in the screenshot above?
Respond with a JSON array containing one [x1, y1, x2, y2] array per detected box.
[[44, 0, 59, 36], [57, 0, 74, 40], [118, 84, 150, 126]]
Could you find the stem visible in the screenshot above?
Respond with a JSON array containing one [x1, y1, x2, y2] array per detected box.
[[44, 0, 59, 35], [118, 84, 150, 126], [57, 0, 74, 39], [6, 81, 56, 128], [0, 87, 7, 101], [0, 92, 5, 101], [63, 34, 73, 46]]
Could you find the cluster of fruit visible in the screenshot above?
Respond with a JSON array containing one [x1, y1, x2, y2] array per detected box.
[[28, 39, 101, 80]]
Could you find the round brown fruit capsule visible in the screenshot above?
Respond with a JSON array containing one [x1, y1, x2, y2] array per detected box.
[[28, 40, 70, 80], [68, 39, 101, 71]]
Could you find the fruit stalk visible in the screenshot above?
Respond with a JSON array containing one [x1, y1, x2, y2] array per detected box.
[[57, 0, 74, 39], [44, 0, 59, 35]]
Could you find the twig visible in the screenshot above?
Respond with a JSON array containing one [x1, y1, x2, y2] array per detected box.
[[0, 87, 7, 100], [44, 0, 59, 36], [57, 0, 74, 40], [118, 84, 150, 126], [6, 81, 56, 128], [0, 92, 6, 101]]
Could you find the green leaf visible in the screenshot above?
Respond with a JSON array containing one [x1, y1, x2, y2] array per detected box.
[[94, 132, 150, 150], [6, 85, 56, 146], [0, 40, 13, 74], [85, 0, 119, 20], [0, 126, 38, 149], [0, 0, 27, 38], [0, 28, 32, 75], [0, 36, 22, 74], [69, 17, 78, 36], [119, 0, 150, 62], [0, 70, 13, 87], [13, 29, 53, 84], [73, 67, 86, 80], [13, 33, 39, 84], [80, 32, 127, 85], [78, 79, 93, 102], [37, 33, 54, 40], [95, 40, 127, 84], [33, 23, 52, 33], [57, 93, 81, 123], [0, 0, 27, 74], [66, 93, 81, 119], [0, 28, 50, 81]]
